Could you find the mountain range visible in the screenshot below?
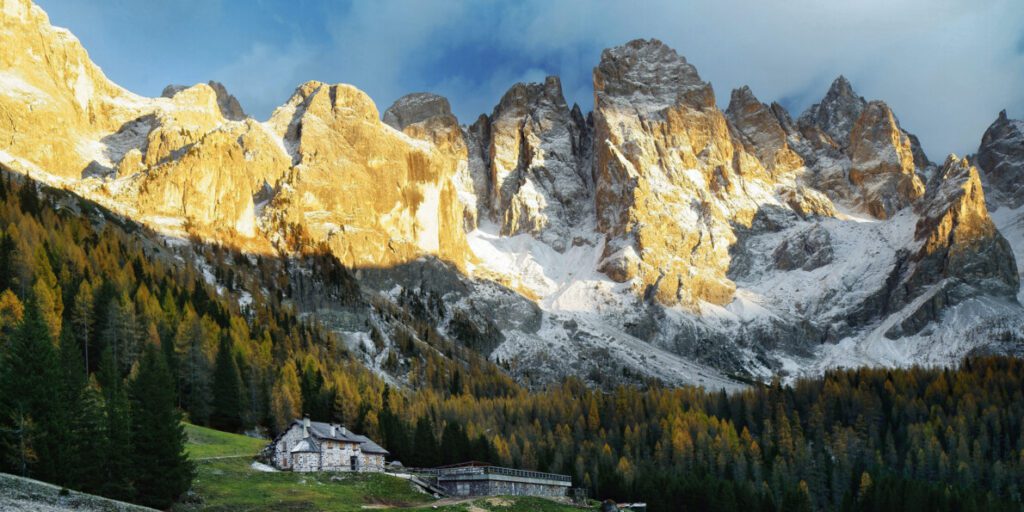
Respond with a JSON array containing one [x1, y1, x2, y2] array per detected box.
[[2, 0, 1022, 389]]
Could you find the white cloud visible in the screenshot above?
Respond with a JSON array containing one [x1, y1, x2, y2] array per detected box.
[[208, 0, 1023, 158]]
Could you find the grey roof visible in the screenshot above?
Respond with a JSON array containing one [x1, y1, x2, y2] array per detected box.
[[290, 419, 390, 455], [352, 434, 389, 455]]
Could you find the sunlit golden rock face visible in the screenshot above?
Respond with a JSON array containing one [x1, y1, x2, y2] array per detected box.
[[130, 119, 290, 238], [726, 86, 804, 177], [383, 92, 480, 233], [847, 101, 925, 219], [913, 156, 1015, 285], [0, 0, 145, 176], [592, 39, 777, 307], [265, 82, 470, 270], [1, 0, 473, 271], [884, 155, 1019, 336]]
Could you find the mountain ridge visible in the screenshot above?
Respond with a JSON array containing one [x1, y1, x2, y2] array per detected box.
[[1, 1, 1022, 388]]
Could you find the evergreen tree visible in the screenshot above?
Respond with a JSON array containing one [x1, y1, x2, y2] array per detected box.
[[0, 296, 60, 480], [271, 361, 302, 433], [412, 416, 439, 468], [129, 344, 195, 509], [440, 421, 471, 465], [71, 280, 94, 373], [97, 348, 133, 501], [210, 337, 243, 432], [0, 230, 13, 291], [69, 378, 109, 495], [17, 176, 40, 217]]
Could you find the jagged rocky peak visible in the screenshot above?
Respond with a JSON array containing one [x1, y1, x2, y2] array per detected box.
[[847, 100, 925, 218], [209, 81, 247, 121], [977, 110, 1024, 208], [593, 38, 768, 307], [383, 92, 465, 151], [594, 38, 712, 113], [161, 81, 245, 120], [383, 92, 456, 131], [886, 154, 1019, 336], [796, 75, 930, 218], [798, 75, 866, 149], [481, 75, 593, 251], [725, 85, 803, 175], [0, 0, 144, 177]]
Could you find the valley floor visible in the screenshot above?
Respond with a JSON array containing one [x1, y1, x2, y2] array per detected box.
[[177, 424, 589, 512]]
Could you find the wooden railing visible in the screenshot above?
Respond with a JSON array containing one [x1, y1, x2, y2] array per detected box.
[[436, 465, 571, 483]]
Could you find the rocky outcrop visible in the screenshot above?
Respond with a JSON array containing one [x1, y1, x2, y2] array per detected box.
[[773, 225, 833, 271], [163, 81, 247, 121], [264, 81, 470, 270], [0, 0, 142, 177], [976, 110, 1024, 208], [479, 76, 592, 250], [726, 86, 803, 176], [886, 155, 1018, 336], [797, 77, 928, 219], [592, 39, 775, 306], [847, 101, 925, 218]]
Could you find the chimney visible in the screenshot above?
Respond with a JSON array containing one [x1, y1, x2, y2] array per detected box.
[[302, 417, 310, 437], [331, 425, 337, 437]]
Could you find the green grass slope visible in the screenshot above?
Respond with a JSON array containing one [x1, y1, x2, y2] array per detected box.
[[179, 424, 587, 512]]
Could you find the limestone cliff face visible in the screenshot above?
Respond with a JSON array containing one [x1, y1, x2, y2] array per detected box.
[[885, 155, 1018, 336], [265, 82, 469, 270], [383, 93, 480, 232], [592, 39, 770, 306], [0, 0, 143, 177], [163, 81, 247, 121], [977, 110, 1024, 208], [479, 76, 592, 250], [847, 101, 925, 218], [797, 77, 928, 219], [1, 1, 471, 270], [725, 86, 803, 176], [130, 119, 290, 238]]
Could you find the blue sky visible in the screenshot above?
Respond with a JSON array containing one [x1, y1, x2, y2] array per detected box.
[[37, 0, 1024, 159]]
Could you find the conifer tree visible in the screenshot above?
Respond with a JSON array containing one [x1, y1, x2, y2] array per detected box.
[[17, 177, 39, 217], [210, 336, 243, 432], [0, 230, 12, 291], [97, 348, 133, 501], [271, 361, 302, 433], [69, 378, 109, 495], [71, 280, 94, 373], [0, 296, 60, 480], [412, 416, 439, 468], [129, 344, 194, 509]]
